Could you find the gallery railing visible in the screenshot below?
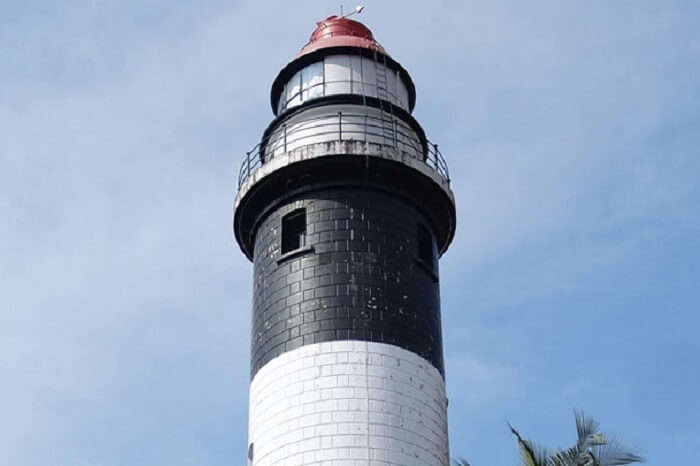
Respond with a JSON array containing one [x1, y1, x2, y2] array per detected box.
[[237, 111, 450, 189]]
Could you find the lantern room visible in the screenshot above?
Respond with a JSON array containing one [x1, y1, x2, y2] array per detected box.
[[270, 15, 417, 115]]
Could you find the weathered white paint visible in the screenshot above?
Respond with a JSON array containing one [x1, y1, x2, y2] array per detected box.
[[234, 138, 455, 215], [248, 341, 449, 466]]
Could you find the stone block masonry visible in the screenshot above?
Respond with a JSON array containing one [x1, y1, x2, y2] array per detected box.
[[248, 340, 449, 466], [250, 188, 444, 379]]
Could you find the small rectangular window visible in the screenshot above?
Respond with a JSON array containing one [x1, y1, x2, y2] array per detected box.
[[282, 209, 306, 254], [417, 223, 434, 267]]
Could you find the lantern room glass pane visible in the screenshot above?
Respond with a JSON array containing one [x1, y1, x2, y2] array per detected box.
[[385, 68, 397, 102], [397, 83, 409, 109], [278, 90, 285, 113], [351, 55, 363, 94], [278, 54, 412, 113], [286, 70, 301, 107], [324, 55, 351, 95], [302, 61, 324, 101], [361, 57, 377, 98]]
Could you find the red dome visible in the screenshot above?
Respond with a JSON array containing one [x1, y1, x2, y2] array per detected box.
[[297, 16, 386, 58]]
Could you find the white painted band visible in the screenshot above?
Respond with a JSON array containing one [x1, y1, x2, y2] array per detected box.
[[248, 340, 449, 466]]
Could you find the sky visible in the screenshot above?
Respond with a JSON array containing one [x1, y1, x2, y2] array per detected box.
[[2, 1, 699, 465]]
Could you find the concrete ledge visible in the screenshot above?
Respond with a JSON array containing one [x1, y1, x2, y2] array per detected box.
[[234, 140, 454, 212]]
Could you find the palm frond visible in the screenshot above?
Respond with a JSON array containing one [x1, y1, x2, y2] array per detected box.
[[593, 439, 645, 465], [453, 411, 644, 466], [574, 412, 644, 466], [509, 422, 549, 466], [548, 445, 581, 466], [575, 410, 601, 450]]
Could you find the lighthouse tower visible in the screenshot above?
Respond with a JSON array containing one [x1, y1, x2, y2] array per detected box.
[[234, 14, 456, 466]]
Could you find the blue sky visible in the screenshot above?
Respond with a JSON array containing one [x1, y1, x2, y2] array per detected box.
[[2, 1, 699, 465]]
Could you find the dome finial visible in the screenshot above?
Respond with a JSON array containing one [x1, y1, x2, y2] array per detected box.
[[341, 5, 365, 18]]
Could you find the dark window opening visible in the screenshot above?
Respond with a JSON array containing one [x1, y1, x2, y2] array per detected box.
[[417, 223, 434, 267], [281, 208, 306, 254]]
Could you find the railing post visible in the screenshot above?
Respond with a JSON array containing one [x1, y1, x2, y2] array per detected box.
[[283, 124, 287, 153], [434, 144, 439, 170], [338, 112, 342, 143], [246, 151, 251, 182], [364, 114, 368, 143]]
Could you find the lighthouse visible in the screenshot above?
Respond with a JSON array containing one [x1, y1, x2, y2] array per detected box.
[[234, 13, 456, 466]]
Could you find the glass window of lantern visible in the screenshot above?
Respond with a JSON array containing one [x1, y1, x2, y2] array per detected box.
[[385, 68, 397, 104], [397, 82, 409, 109], [302, 61, 324, 101], [324, 55, 351, 95], [350, 55, 363, 94], [278, 90, 285, 113], [394, 69, 402, 105], [361, 57, 377, 99], [286, 70, 301, 107]]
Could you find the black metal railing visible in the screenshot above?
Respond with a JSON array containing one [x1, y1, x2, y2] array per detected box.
[[237, 111, 450, 189]]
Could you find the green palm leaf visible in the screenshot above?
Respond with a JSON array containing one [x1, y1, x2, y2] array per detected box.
[[509, 422, 549, 466], [547, 411, 644, 466], [455, 411, 644, 466]]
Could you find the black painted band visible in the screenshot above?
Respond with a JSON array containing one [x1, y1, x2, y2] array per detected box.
[[250, 187, 444, 379]]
